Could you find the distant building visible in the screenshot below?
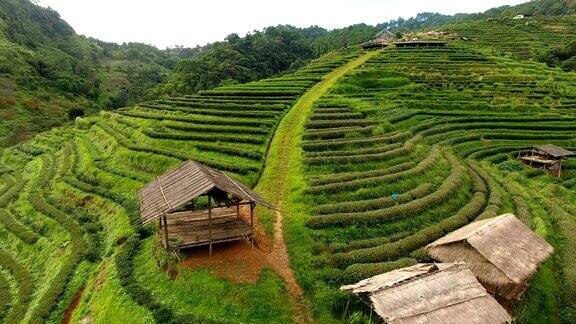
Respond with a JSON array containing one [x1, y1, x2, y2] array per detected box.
[[513, 14, 526, 19]]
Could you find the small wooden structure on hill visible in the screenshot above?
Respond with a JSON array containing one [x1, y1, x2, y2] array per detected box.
[[361, 30, 396, 49], [517, 144, 574, 177], [341, 263, 511, 324], [426, 214, 553, 300], [138, 161, 273, 254]]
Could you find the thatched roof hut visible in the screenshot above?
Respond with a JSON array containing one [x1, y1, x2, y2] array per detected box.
[[138, 160, 273, 253], [518, 144, 574, 177], [341, 263, 511, 324], [426, 214, 553, 300]]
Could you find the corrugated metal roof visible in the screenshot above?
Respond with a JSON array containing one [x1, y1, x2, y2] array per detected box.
[[138, 161, 273, 225], [534, 144, 574, 157], [342, 263, 511, 324]]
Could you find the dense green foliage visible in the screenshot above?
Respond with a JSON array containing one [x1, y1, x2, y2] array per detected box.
[[537, 39, 576, 71], [0, 0, 192, 147]]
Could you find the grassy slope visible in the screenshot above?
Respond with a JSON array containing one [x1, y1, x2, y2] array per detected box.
[[255, 50, 382, 322], [0, 50, 361, 323]]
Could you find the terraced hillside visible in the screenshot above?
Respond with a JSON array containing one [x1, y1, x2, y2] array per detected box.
[[0, 50, 359, 323], [445, 15, 576, 59], [281, 46, 576, 322]]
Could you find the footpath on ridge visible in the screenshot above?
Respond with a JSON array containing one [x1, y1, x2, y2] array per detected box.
[[255, 50, 381, 323]]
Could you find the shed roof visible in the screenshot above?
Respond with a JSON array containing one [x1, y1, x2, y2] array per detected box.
[[427, 214, 553, 285], [138, 161, 272, 225], [342, 263, 511, 324], [534, 144, 574, 157]]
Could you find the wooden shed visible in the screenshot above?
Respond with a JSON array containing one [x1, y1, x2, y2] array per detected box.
[[361, 30, 396, 49], [341, 263, 511, 324], [517, 144, 574, 177], [138, 161, 273, 254], [426, 214, 553, 300]]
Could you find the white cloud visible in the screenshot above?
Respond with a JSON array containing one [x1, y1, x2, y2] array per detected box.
[[37, 0, 529, 48]]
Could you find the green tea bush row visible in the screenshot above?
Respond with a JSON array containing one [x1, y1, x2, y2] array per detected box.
[[144, 129, 266, 145], [302, 132, 410, 152], [0, 209, 38, 244], [196, 93, 296, 100], [432, 130, 575, 146], [335, 232, 412, 254], [307, 153, 463, 228], [304, 142, 403, 159], [192, 143, 263, 161], [333, 190, 486, 268], [309, 161, 415, 187], [0, 175, 26, 208], [27, 175, 88, 322], [0, 176, 14, 196], [0, 272, 10, 319], [547, 202, 576, 321], [341, 258, 417, 284], [468, 162, 503, 220], [309, 112, 364, 121], [199, 89, 302, 96], [158, 99, 286, 111], [303, 125, 376, 140], [305, 135, 420, 165], [0, 250, 34, 323], [115, 236, 214, 323], [419, 121, 576, 138], [163, 121, 269, 135], [312, 183, 434, 215], [467, 146, 521, 160], [15, 144, 44, 157], [141, 103, 280, 119], [307, 148, 439, 194], [305, 119, 376, 130], [96, 122, 258, 174], [120, 110, 275, 127]]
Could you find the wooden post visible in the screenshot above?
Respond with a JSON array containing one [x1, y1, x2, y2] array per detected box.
[[159, 217, 162, 229], [163, 215, 169, 250], [208, 195, 212, 257], [250, 202, 254, 248], [236, 202, 240, 219], [558, 158, 563, 178]]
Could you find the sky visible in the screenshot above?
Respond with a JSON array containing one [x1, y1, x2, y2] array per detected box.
[[37, 0, 529, 49]]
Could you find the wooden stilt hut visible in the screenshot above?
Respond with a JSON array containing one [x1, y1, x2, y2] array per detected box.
[[341, 263, 511, 324], [517, 144, 574, 177], [138, 161, 273, 254], [426, 214, 553, 300]]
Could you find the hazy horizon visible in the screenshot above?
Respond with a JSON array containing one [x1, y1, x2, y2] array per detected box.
[[37, 0, 529, 48]]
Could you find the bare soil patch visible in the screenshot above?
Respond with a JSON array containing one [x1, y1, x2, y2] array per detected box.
[[62, 286, 85, 324]]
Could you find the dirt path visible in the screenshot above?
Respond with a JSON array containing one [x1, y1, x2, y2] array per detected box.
[[254, 50, 382, 323]]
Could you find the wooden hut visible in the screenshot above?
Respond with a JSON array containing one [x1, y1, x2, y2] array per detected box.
[[138, 161, 273, 254], [426, 214, 553, 300], [517, 144, 574, 177], [341, 263, 511, 324], [361, 30, 396, 49]]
